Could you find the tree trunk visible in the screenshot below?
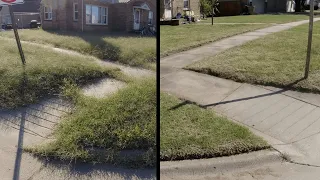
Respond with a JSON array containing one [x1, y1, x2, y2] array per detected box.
[[160, 0, 165, 19]]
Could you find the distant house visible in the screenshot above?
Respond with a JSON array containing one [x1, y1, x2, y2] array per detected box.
[[40, 0, 156, 32], [162, 0, 201, 19], [251, 0, 288, 14], [0, 0, 41, 28]]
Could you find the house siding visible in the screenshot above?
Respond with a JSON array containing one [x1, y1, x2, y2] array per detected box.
[[219, 0, 242, 16], [266, 0, 287, 12], [110, 3, 127, 31]]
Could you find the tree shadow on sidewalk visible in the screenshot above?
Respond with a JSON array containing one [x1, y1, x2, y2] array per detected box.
[[202, 77, 306, 108], [168, 77, 306, 111], [13, 68, 27, 180]]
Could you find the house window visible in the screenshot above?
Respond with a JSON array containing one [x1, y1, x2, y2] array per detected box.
[[44, 6, 52, 20], [148, 11, 153, 24], [73, 3, 79, 21], [184, 0, 189, 8], [86, 5, 108, 25], [165, 0, 171, 8]]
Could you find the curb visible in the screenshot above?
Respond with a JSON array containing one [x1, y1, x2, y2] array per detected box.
[[160, 149, 282, 174]]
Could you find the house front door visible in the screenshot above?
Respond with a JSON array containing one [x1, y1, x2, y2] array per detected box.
[[133, 8, 141, 30]]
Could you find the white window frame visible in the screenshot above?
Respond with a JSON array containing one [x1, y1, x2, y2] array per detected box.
[[44, 6, 52, 20], [183, 0, 189, 9], [85, 4, 108, 25], [73, 3, 79, 21], [148, 11, 153, 25]]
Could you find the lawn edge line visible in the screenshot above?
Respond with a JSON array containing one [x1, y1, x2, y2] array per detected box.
[[186, 67, 320, 95], [160, 149, 281, 173]]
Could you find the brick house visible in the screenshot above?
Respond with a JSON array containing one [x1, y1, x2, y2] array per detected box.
[[41, 0, 156, 32], [163, 0, 201, 19], [218, 0, 288, 16]]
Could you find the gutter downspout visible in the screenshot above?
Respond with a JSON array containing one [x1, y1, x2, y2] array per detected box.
[[82, 0, 84, 32]]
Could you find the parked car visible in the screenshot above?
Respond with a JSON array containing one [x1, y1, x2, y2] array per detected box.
[[30, 20, 41, 29], [1, 23, 13, 30]]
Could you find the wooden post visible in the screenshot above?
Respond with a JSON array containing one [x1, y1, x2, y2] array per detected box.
[[9, 5, 25, 65], [305, 0, 314, 79], [211, 0, 213, 25]]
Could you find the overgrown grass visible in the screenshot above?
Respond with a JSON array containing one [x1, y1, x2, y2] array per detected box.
[[0, 29, 156, 68], [160, 24, 269, 56], [187, 21, 320, 93], [0, 39, 123, 109], [198, 14, 309, 24], [26, 78, 156, 168], [160, 93, 269, 161]]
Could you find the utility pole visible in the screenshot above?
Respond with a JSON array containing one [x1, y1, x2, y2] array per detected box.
[[305, 0, 314, 79]]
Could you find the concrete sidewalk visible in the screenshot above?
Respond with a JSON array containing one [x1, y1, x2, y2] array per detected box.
[[161, 19, 320, 179]]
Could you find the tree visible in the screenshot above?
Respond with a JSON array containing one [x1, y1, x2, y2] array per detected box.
[[200, 0, 211, 18], [200, 0, 219, 18]]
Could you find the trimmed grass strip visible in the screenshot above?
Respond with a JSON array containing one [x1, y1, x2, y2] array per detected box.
[[160, 93, 269, 161]]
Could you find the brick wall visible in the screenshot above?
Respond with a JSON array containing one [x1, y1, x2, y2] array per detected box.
[[41, 0, 155, 32], [110, 3, 127, 31], [190, 0, 200, 17], [41, 0, 68, 30]]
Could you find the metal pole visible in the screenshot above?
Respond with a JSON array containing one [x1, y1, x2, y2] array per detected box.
[[211, 0, 213, 25], [9, 5, 26, 65], [305, 0, 314, 79], [171, 0, 173, 20]]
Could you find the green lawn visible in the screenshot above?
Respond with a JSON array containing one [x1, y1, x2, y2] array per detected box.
[[160, 93, 269, 161], [160, 24, 269, 56], [187, 21, 320, 93], [0, 38, 122, 109], [199, 14, 309, 24], [0, 29, 156, 68], [26, 78, 156, 168]]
